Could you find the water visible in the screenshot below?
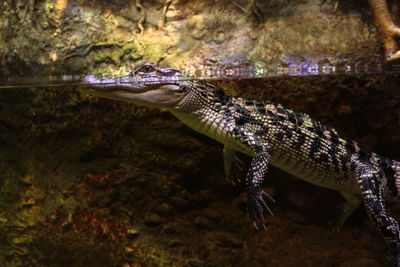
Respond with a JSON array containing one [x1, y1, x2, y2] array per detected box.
[[1, 60, 399, 89], [1, 72, 399, 266]]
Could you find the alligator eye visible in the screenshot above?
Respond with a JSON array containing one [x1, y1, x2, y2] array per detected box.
[[139, 65, 154, 73]]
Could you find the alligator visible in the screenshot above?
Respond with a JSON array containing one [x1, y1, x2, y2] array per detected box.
[[84, 62, 400, 266]]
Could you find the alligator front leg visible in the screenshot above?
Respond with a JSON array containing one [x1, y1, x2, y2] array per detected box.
[[244, 139, 275, 230], [353, 156, 400, 266]]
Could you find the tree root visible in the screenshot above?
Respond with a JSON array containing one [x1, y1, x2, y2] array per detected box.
[[368, 0, 400, 61], [158, 0, 173, 29], [135, 0, 146, 34]]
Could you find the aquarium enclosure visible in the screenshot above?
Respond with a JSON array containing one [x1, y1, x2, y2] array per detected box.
[[1, 0, 400, 266]]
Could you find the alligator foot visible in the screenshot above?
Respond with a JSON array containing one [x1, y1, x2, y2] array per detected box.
[[228, 172, 244, 185], [368, 0, 400, 61], [248, 191, 275, 230]]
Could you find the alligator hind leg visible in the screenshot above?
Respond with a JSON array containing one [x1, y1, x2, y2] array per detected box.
[[334, 192, 362, 229], [353, 158, 400, 266], [223, 146, 246, 185]]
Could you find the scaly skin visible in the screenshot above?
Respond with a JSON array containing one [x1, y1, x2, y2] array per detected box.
[[84, 62, 400, 266]]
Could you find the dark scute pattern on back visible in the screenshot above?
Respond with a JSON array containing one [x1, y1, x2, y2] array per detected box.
[[215, 89, 232, 105]]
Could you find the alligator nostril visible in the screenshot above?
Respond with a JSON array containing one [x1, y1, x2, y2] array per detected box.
[[83, 75, 98, 84]]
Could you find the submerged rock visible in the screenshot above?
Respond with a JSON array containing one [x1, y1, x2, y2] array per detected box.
[[339, 258, 383, 267], [143, 213, 163, 227], [126, 227, 139, 239]]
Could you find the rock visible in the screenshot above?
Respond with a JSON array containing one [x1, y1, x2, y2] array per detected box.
[[126, 227, 139, 239], [338, 258, 383, 267], [338, 105, 352, 116], [156, 203, 173, 216], [359, 135, 378, 151], [97, 195, 113, 208], [21, 197, 36, 207], [248, 30, 258, 40], [213, 31, 225, 44], [185, 259, 201, 267], [202, 207, 222, 222], [192, 190, 214, 206], [143, 213, 163, 227], [194, 216, 213, 229], [170, 196, 190, 211], [285, 212, 309, 225], [168, 238, 185, 247], [286, 189, 316, 211], [306, 97, 316, 105], [125, 245, 135, 256], [115, 16, 134, 29], [119, 189, 133, 204], [212, 232, 243, 249], [162, 222, 178, 235], [20, 174, 34, 185], [364, 109, 390, 129], [187, 14, 207, 40], [85, 175, 107, 190], [61, 213, 73, 229]]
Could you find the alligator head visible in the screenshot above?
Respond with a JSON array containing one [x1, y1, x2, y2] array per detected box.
[[84, 62, 199, 109]]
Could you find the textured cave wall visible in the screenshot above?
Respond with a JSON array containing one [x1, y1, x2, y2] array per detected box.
[[0, 0, 385, 77], [0, 0, 400, 266]]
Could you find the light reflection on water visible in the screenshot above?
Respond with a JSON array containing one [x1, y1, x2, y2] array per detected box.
[[0, 59, 399, 89]]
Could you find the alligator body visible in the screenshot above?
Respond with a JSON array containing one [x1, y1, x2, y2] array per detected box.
[[84, 62, 400, 265]]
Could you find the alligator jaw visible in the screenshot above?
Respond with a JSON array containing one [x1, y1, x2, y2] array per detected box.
[[83, 74, 152, 94], [82, 72, 184, 108]]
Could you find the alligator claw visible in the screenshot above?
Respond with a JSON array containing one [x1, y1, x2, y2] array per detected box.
[[262, 191, 275, 203], [260, 197, 274, 215], [248, 190, 275, 230], [227, 172, 244, 185], [253, 221, 259, 230], [252, 221, 267, 230], [234, 155, 246, 171]]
